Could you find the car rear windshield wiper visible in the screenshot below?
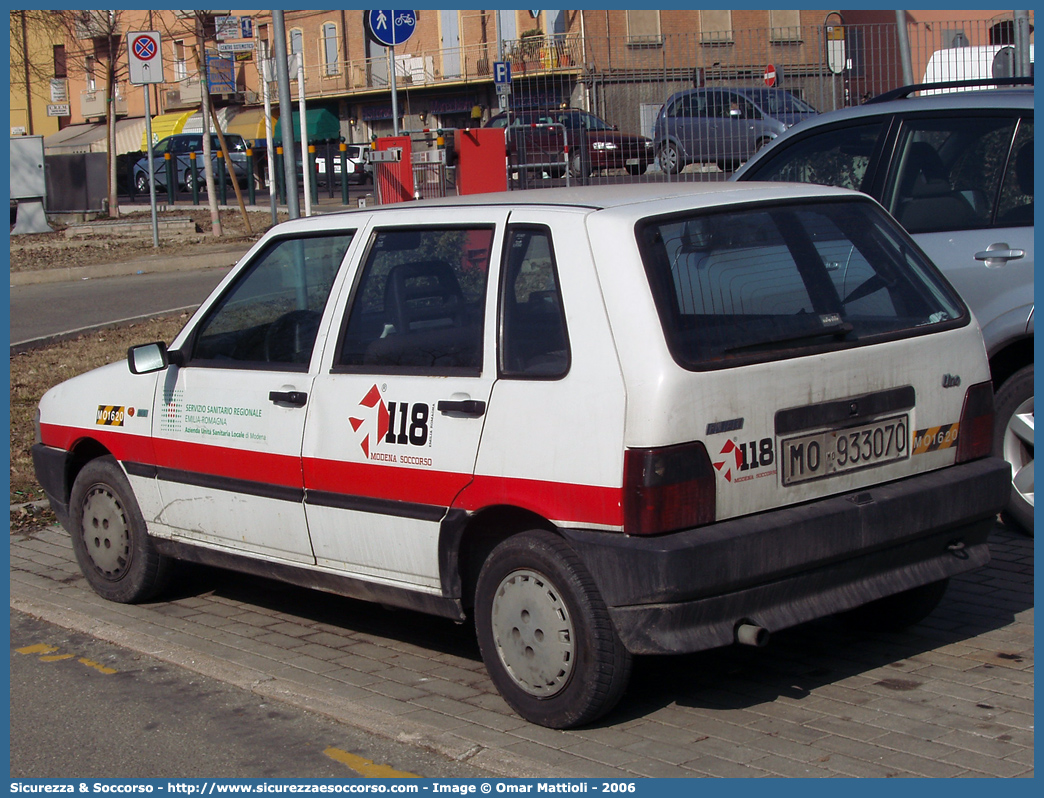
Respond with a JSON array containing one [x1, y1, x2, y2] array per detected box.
[[724, 319, 855, 355]]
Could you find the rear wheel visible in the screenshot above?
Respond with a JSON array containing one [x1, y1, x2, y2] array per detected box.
[[474, 530, 632, 729], [993, 364, 1034, 534], [841, 579, 949, 631], [625, 163, 645, 177], [657, 142, 683, 175], [69, 456, 171, 604]]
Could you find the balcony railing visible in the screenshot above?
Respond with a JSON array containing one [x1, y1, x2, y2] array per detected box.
[[156, 34, 583, 111]]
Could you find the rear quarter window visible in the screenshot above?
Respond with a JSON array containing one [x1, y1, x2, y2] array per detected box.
[[636, 199, 966, 370]]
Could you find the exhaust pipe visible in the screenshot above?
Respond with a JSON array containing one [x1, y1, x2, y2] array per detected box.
[[735, 621, 769, 648]]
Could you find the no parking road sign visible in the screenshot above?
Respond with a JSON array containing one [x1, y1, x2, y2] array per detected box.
[[128, 31, 165, 84]]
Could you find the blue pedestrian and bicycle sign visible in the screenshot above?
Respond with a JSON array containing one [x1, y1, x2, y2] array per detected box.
[[367, 9, 417, 47]]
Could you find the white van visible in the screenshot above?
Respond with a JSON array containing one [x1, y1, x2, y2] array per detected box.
[[922, 44, 1034, 93]]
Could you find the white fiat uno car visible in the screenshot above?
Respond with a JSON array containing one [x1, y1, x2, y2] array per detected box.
[[34, 183, 1009, 729]]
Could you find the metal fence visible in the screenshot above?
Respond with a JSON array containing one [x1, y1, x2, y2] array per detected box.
[[495, 17, 1033, 187]]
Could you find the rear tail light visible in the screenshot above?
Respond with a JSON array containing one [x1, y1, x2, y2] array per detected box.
[[623, 441, 716, 535], [956, 381, 995, 463]]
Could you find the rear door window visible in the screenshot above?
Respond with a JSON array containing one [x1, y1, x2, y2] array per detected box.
[[995, 119, 1033, 226], [884, 116, 1018, 233], [636, 200, 965, 370], [337, 227, 493, 375]]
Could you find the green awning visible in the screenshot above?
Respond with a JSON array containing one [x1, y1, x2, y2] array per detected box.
[[273, 108, 341, 143]]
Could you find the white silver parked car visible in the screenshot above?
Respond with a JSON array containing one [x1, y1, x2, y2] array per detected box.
[[33, 183, 1009, 728], [735, 84, 1033, 533]]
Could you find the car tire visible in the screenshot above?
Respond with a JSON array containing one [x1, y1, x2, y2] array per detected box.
[[184, 168, 200, 194], [69, 456, 172, 604], [474, 530, 632, 729], [993, 364, 1034, 534], [568, 152, 592, 179], [840, 579, 950, 632], [134, 172, 150, 195], [625, 163, 645, 177], [657, 143, 682, 175]]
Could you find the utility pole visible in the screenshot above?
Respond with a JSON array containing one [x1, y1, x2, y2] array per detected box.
[[272, 10, 299, 219]]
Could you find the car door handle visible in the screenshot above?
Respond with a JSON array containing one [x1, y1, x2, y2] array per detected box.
[[437, 399, 486, 417], [269, 390, 307, 407], [975, 244, 1025, 268]]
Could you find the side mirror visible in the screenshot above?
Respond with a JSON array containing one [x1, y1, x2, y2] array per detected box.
[[128, 342, 182, 374]]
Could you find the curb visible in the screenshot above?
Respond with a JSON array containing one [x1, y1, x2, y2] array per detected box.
[[11, 579, 563, 780], [10, 245, 248, 287]]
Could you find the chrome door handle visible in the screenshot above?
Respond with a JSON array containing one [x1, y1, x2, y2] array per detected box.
[[975, 243, 1025, 268]]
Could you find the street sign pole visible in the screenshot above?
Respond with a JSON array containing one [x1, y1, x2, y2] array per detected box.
[[142, 87, 158, 248], [390, 45, 399, 136], [128, 31, 164, 248], [368, 11, 417, 138]]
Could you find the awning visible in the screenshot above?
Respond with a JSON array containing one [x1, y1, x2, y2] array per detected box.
[[181, 106, 238, 136], [44, 117, 148, 156], [226, 107, 278, 147], [113, 116, 148, 155], [274, 108, 341, 143], [142, 110, 194, 150], [44, 123, 104, 155]]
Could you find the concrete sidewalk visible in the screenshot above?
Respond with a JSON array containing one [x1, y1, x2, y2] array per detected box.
[[10, 520, 1033, 778]]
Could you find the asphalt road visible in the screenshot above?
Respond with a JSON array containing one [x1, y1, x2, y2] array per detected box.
[[10, 267, 230, 347], [10, 609, 495, 779]]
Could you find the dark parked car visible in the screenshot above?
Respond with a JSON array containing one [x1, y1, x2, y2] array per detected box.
[[653, 87, 817, 173], [734, 84, 1034, 533], [134, 133, 249, 193], [487, 108, 654, 177]]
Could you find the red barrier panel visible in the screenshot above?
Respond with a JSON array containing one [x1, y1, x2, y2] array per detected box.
[[455, 128, 507, 195], [373, 136, 414, 204]]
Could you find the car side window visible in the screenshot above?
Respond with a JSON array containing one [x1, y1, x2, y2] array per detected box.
[[996, 120, 1033, 226], [885, 116, 1017, 234], [499, 226, 570, 379], [337, 227, 493, 375], [189, 233, 354, 368], [742, 121, 885, 191]]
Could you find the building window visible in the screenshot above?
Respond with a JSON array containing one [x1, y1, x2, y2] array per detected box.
[[626, 11, 662, 47], [699, 10, 733, 45], [770, 10, 802, 43], [53, 45, 67, 78], [85, 55, 96, 92], [173, 40, 187, 82], [322, 22, 340, 75]]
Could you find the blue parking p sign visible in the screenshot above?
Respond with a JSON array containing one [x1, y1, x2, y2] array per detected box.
[[494, 61, 511, 85]]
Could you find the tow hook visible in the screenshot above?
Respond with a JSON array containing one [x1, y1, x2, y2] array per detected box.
[[947, 540, 969, 559]]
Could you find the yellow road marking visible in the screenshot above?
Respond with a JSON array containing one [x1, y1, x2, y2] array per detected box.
[[16, 643, 117, 674], [323, 747, 420, 778], [16, 644, 58, 655], [79, 657, 118, 675]]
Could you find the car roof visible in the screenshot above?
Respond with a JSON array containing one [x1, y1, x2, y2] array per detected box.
[[781, 87, 1033, 126], [270, 182, 869, 233]]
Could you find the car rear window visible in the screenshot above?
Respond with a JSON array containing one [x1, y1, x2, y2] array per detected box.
[[636, 199, 966, 370]]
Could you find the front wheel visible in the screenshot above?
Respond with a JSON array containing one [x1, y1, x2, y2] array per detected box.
[[134, 172, 150, 194], [69, 456, 171, 604], [474, 530, 632, 729], [993, 364, 1034, 534]]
